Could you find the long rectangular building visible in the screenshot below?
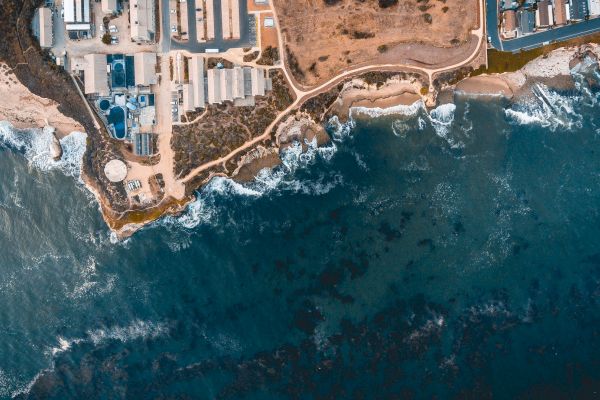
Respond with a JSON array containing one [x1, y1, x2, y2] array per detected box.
[[190, 55, 206, 108], [206, 0, 215, 40], [221, 0, 240, 40], [134, 52, 158, 86], [38, 7, 53, 48], [206, 67, 269, 104], [63, 0, 90, 23]]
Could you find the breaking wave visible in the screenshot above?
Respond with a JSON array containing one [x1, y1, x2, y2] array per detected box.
[[0, 122, 87, 180], [350, 100, 423, 118]]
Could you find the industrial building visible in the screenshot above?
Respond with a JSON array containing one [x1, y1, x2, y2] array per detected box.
[[206, 66, 270, 105], [221, 0, 241, 40], [182, 56, 207, 111], [589, 0, 600, 16], [554, 0, 568, 24], [569, 0, 588, 20], [63, 0, 92, 37], [134, 52, 158, 87], [101, 0, 117, 14], [36, 7, 54, 48], [83, 54, 109, 96], [535, 0, 553, 27], [132, 133, 153, 156], [501, 9, 517, 38], [130, 0, 156, 42]]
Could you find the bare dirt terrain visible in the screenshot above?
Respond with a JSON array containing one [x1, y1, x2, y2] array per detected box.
[[272, 0, 479, 87]]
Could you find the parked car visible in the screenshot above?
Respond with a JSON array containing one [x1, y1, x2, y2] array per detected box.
[[171, 25, 177, 33], [109, 25, 118, 33], [111, 36, 119, 44]]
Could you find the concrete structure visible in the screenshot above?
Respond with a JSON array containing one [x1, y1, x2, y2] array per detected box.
[[132, 133, 152, 156], [63, 0, 91, 23], [130, 0, 156, 42], [554, 0, 569, 24], [84, 54, 109, 96], [589, 0, 600, 15], [221, 0, 241, 40], [536, 0, 552, 27], [134, 52, 158, 86], [101, 0, 117, 14], [104, 159, 128, 182], [37, 7, 53, 48]]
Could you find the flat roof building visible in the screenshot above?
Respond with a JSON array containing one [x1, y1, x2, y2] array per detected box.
[[517, 9, 536, 35], [84, 54, 109, 96], [182, 84, 195, 112], [101, 0, 117, 14], [536, 0, 552, 26], [569, 0, 588, 20], [190, 56, 206, 108], [206, 67, 270, 104], [207, 68, 222, 104], [251, 68, 266, 97], [130, 0, 156, 42], [554, 0, 568, 24], [501, 10, 517, 38], [134, 52, 158, 86], [589, 0, 600, 16], [37, 7, 53, 48], [63, 0, 90, 23]]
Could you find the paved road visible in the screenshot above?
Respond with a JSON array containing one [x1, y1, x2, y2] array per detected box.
[[486, 0, 600, 52], [160, 0, 254, 54]]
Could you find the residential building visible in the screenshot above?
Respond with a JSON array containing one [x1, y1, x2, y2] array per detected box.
[[569, 0, 588, 20], [84, 54, 109, 96], [501, 9, 518, 38], [554, 0, 568, 24], [536, 0, 553, 27], [517, 9, 536, 34], [130, 0, 156, 42], [589, 0, 600, 15], [134, 52, 158, 86]]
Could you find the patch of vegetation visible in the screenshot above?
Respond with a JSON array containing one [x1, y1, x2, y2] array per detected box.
[[423, 13, 433, 23], [101, 32, 112, 45], [243, 51, 260, 62], [286, 46, 305, 80], [377, 44, 389, 53], [257, 46, 280, 65], [378, 0, 399, 8], [351, 31, 375, 40]]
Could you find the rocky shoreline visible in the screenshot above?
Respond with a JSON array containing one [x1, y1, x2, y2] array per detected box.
[[0, 0, 596, 239]]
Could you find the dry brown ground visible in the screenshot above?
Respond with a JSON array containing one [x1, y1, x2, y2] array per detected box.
[[272, 0, 478, 87], [259, 13, 279, 50]]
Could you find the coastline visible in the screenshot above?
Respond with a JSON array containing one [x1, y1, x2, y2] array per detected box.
[[1, 42, 597, 238]]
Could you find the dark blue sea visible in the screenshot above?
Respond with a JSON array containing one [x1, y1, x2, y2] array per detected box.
[[1, 69, 600, 399]]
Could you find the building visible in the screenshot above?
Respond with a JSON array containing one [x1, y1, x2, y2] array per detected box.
[[134, 52, 158, 86], [63, 0, 91, 35], [101, 0, 117, 14], [554, 0, 568, 24], [569, 0, 588, 20], [536, 0, 553, 27], [221, 0, 241, 39], [501, 9, 517, 38], [207, 68, 222, 104], [132, 133, 153, 156], [589, 0, 600, 16], [130, 0, 156, 42], [84, 54, 109, 96], [37, 7, 53, 48], [190, 56, 206, 108], [206, 67, 270, 104], [517, 9, 536, 35]]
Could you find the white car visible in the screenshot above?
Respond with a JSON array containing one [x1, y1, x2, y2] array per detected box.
[[171, 25, 177, 33], [109, 25, 118, 33]]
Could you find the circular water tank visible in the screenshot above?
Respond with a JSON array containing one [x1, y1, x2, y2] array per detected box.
[[104, 159, 128, 183], [99, 99, 110, 111]]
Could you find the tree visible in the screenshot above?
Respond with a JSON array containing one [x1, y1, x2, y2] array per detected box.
[[102, 33, 111, 45]]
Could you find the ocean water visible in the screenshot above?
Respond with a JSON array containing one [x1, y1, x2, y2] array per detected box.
[[1, 73, 600, 399]]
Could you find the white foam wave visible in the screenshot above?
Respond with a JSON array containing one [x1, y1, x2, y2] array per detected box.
[[505, 83, 582, 131], [0, 121, 87, 180], [327, 115, 355, 142], [427, 103, 459, 147], [350, 100, 423, 118]]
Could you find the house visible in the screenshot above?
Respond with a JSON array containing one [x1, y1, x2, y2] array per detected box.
[[588, 0, 600, 16], [101, 0, 117, 14], [130, 0, 156, 42], [37, 7, 53, 48], [569, 0, 588, 20], [554, 0, 568, 24], [84, 54, 109, 96], [134, 52, 158, 86], [501, 9, 518, 38], [536, 0, 553, 27], [517, 9, 536, 34]]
